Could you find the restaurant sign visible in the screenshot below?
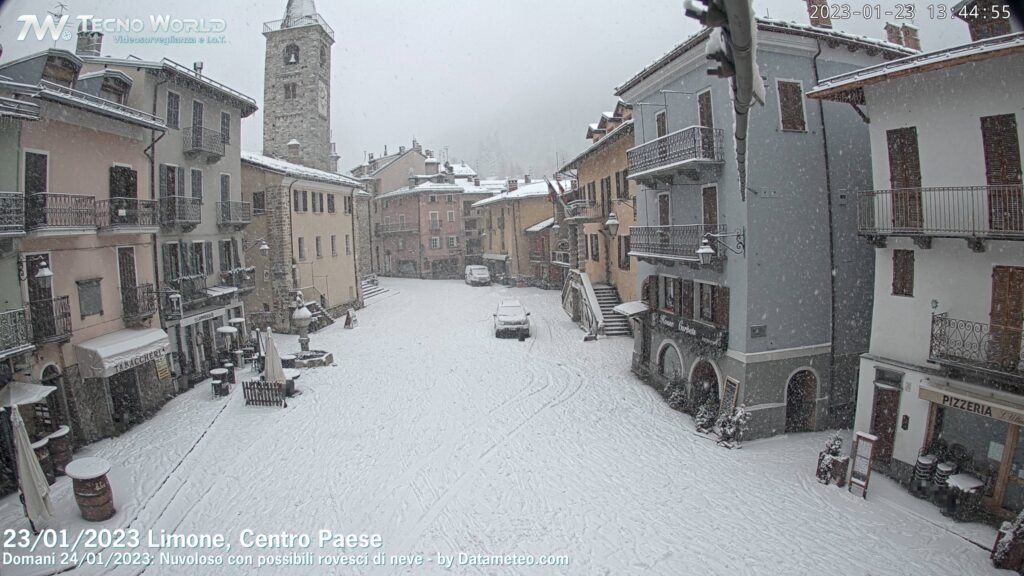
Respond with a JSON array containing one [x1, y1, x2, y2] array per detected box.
[[656, 313, 727, 350], [919, 383, 1024, 426]]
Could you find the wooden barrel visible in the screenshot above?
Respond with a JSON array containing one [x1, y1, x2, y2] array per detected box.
[[47, 426, 73, 476], [65, 458, 115, 522], [30, 438, 55, 485]]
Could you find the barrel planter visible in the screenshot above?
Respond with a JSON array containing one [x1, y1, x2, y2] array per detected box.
[[47, 425, 73, 476], [30, 437, 55, 485], [65, 457, 115, 522]]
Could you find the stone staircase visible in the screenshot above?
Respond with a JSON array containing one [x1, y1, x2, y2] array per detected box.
[[361, 276, 389, 301], [592, 284, 631, 337]]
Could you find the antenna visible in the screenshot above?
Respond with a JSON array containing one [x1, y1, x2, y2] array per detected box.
[[49, 2, 70, 48]]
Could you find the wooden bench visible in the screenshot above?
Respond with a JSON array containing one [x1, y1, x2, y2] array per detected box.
[[242, 380, 286, 408]]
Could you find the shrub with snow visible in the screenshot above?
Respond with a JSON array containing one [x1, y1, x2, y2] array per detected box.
[[667, 381, 688, 411], [716, 405, 751, 444], [816, 431, 844, 484], [695, 399, 718, 432]]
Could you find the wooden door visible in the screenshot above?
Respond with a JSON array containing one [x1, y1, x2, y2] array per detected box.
[[983, 114, 1024, 231], [702, 186, 718, 228], [990, 266, 1024, 371], [698, 91, 715, 158], [658, 194, 670, 226], [870, 386, 900, 462], [887, 127, 922, 229], [656, 110, 668, 162]]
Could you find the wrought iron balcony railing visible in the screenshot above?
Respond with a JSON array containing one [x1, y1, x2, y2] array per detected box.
[[248, 311, 276, 331], [429, 221, 442, 230], [263, 13, 335, 39], [858, 185, 1024, 241], [930, 313, 1024, 385], [564, 200, 604, 221], [627, 126, 723, 179], [217, 201, 252, 226], [162, 275, 209, 317], [220, 267, 256, 292], [122, 284, 157, 323], [160, 196, 202, 227], [29, 296, 72, 344], [0, 192, 25, 237], [26, 193, 96, 231], [629, 224, 726, 262], [0, 308, 33, 357], [183, 126, 225, 159], [96, 198, 159, 230], [379, 223, 420, 234]]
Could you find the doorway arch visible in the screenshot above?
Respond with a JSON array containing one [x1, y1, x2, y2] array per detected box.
[[657, 342, 684, 383], [785, 369, 818, 433], [689, 358, 721, 411]]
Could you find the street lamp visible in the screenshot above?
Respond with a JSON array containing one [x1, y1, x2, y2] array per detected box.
[[604, 212, 620, 237], [244, 238, 270, 258], [697, 229, 746, 265], [34, 261, 53, 278]]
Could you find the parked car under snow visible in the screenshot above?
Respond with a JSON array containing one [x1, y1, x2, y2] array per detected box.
[[494, 299, 530, 338], [465, 265, 491, 286]]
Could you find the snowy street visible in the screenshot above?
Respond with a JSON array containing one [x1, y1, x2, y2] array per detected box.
[[0, 278, 1004, 575]]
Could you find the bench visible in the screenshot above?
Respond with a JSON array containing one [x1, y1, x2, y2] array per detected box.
[[242, 380, 286, 408]]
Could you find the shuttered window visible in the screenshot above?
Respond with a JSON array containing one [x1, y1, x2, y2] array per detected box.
[[777, 80, 806, 132], [191, 169, 203, 199], [220, 112, 230, 145], [892, 250, 914, 296], [682, 279, 694, 320], [24, 152, 48, 193], [166, 92, 180, 129], [327, 193, 336, 213], [713, 285, 730, 327], [77, 278, 102, 318], [109, 166, 137, 198]]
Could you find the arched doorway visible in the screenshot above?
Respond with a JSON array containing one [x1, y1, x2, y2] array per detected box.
[[690, 358, 720, 412], [658, 344, 684, 383], [785, 369, 818, 433]]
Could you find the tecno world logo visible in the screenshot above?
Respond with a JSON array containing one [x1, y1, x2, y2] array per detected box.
[[16, 14, 227, 41]]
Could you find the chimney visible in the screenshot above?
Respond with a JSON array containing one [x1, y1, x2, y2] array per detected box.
[[524, 174, 531, 184], [399, 145, 406, 154], [408, 176, 417, 189], [368, 152, 374, 161], [193, 61, 204, 75], [412, 139, 422, 152], [805, 0, 832, 29], [901, 24, 921, 50], [287, 139, 302, 163], [474, 177, 480, 187], [75, 22, 103, 56], [384, 145, 388, 156], [884, 22, 903, 46], [507, 178, 518, 191]]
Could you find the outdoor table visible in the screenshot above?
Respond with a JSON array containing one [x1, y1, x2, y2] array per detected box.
[[210, 368, 229, 396], [47, 425, 73, 476], [281, 354, 296, 369], [31, 437, 55, 485], [944, 473, 984, 515], [283, 369, 300, 397], [223, 362, 236, 384], [233, 349, 244, 367], [65, 457, 115, 522]]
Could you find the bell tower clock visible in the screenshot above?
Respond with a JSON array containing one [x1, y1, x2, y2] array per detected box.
[[262, 0, 336, 171]]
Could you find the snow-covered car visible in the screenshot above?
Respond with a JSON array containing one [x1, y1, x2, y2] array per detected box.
[[465, 265, 491, 286], [494, 299, 530, 338]]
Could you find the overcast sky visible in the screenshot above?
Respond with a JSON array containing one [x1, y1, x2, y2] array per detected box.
[[0, 0, 972, 177]]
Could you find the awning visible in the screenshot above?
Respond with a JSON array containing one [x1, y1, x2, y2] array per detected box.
[[0, 381, 56, 411], [525, 217, 555, 233], [75, 328, 170, 379], [919, 380, 1024, 427], [205, 285, 238, 298], [482, 253, 508, 261], [613, 301, 649, 317]]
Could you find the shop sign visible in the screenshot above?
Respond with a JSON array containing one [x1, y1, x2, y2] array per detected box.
[[112, 347, 165, 375], [656, 313, 727, 350], [155, 356, 172, 380], [919, 384, 1024, 426]]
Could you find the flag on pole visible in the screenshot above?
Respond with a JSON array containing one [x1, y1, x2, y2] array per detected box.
[[545, 177, 557, 203], [555, 178, 570, 202]]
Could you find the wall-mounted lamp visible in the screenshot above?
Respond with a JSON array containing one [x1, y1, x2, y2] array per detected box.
[[697, 229, 746, 265], [243, 238, 270, 258], [604, 212, 620, 237], [17, 259, 53, 281]]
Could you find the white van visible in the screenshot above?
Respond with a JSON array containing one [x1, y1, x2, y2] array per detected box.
[[464, 265, 491, 286]]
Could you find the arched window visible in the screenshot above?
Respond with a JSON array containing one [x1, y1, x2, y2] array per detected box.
[[658, 345, 683, 381], [284, 44, 299, 65]]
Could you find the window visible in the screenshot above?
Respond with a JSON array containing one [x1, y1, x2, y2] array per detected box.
[[319, 44, 327, 67], [345, 235, 351, 255], [253, 190, 266, 214], [219, 239, 234, 272], [656, 110, 667, 138], [617, 235, 631, 270], [429, 195, 437, 203], [166, 91, 180, 129], [447, 210, 455, 222], [315, 236, 323, 258], [699, 283, 714, 323], [109, 166, 137, 198], [284, 44, 299, 65], [191, 169, 203, 199], [589, 234, 599, 262], [220, 112, 230, 145], [448, 235, 458, 248], [446, 195, 454, 203], [191, 242, 206, 274], [298, 237, 306, 260], [397, 237, 405, 250], [344, 195, 353, 214], [893, 250, 914, 296], [327, 194, 336, 213], [77, 278, 102, 318], [696, 282, 730, 327], [430, 237, 441, 249], [331, 235, 338, 256], [429, 211, 440, 229], [302, 190, 308, 212], [220, 174, 230, 202], [777, 80, 807, 132], [284, 83, 297, 100], [293, 190, 301, 212], [24, 151, 47, 193], [160, 164, 183, 197], [661, 276, 680, 314]]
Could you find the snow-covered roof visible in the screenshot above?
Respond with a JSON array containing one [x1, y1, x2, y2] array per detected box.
[[242, 151, 363, 188], [36, 80, 166, 131], [808, 32, 1024, 103], [563, 120, 634, 172], [376, 179, 464, 200], [525, 217, 555, 233], [451, 163, 477, 177], [284, 0, 318, 21], [615, 18, 914, 96], [456, 180, 492, 195], [472, 180, 556, 208]]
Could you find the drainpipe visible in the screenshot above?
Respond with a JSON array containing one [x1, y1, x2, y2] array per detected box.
[[350, 187, 361, 306], [813, 40, 839, 427], [149, 78, 168, 310]]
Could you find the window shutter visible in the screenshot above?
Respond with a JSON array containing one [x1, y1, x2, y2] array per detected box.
[[179, 241, 191, 275], [161, 244, 173, 280], [778, 81, 806, 132], [645, 277, 657, 308], [109, 166, 120, 198], [713, 286, 730, 327], [176, 166, 185, 196], [232, 240, 241, 269], [682, 280, 694, 319], [204, 241, 213, 274], [159, 164, 167, 196], [219, 241, 229, 272], [126, 168, 138, 198]]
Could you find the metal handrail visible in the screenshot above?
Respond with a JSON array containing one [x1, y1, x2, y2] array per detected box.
[[858, 185, 1024, 238], [930, 313, 1024, 382], [217, 201, 252, 225], [96, 198, 158, 228], [183, 126, 225, 157], [26, 193, 96, 229], [0, 308, 32, 354], [627, 126, 723, 176], [262, 13, 335, 39], [29, 296, 71, 343], [379, 223, 420, 234], [160, 196, 202, 225], [122, 284, 157, 320], [0, 192, 25, 235], [629, 224, 726, 260]]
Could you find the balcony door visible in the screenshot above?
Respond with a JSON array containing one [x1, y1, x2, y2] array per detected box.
[[658, 193, 670, 226], [191, 100, 204, 148], [656, 110, 668, 162], [118, 247, 138, 316], [983, 114, 1023, 231], [886, 127, 922, 230], [702, 185, 718, 228], [990, 266, 1024, 372], [698, 90, 715, 159]]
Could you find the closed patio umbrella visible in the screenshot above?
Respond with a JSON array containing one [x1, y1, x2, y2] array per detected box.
[[0, 381, 56, 412], [12, 407, 54, 532], [262, 328, 286, 386]]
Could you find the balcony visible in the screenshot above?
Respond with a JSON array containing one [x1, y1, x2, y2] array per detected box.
[[217, 201, 252, 229], [565, 200, 604, 222], [858, 185, 1024, 250], [162, 275, 210, 318], [627, 126, 724, 184], [929, 313, 1024, 388], [378, 223, 419, 235], [263, 13, 335, 40], [160, 196, 202, 230], [220, 267, 256, 292], [429, 221, 442, 231], [182, 126, 225, 162], [0, 308, 33, 359], [629, 224, 726, 263], [26, 193, 96, 235], [551, 250, 571, 267], [0, 193, 25, 237], [96, 199, 159, 233], [29, 296, 72, 344], [122, 284, 157, 325]]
